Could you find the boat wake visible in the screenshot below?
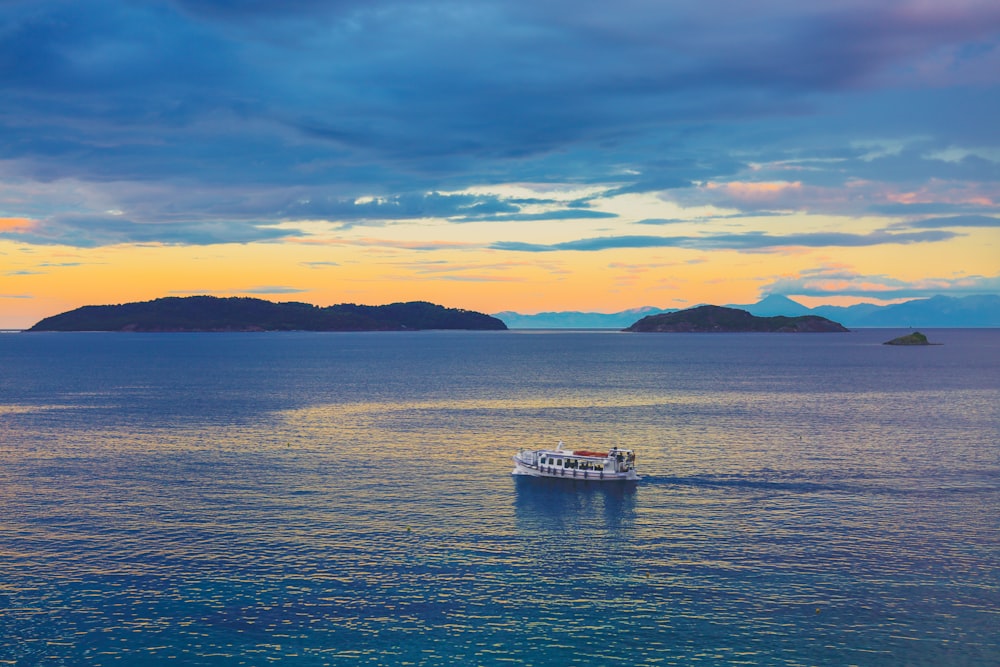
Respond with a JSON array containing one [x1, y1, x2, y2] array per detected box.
[[640, 473, 999, 497], [641, 474, 841, 494]]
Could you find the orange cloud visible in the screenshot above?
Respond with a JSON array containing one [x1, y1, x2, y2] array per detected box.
[[884, 179, 997, 206], [703, 181, 803, 201], [0, 217, 36, 231]]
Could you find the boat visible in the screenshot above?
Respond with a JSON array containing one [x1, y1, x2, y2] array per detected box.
[[512, 441, 639, 481]]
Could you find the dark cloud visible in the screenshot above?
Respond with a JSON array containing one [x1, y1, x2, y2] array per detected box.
[[0, 0, 998, 244]]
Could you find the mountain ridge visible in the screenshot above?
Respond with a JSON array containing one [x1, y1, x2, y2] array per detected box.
[[494, 294, 1000, 328]]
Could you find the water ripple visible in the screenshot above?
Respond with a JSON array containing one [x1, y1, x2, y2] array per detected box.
[[1, 330, 998, 665]]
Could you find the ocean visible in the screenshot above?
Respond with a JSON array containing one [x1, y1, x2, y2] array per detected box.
[[1, 329, 997, 666]]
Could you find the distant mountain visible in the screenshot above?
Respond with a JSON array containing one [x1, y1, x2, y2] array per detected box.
[[724, 294, 813, 317], [493, 306, 675, 329], [496, 294, 1000, 328], [28, 296, 507, 332], [809, 302, 883, 325], [814, 294, 1000, 328], [741, 294, 1000, 328], [625, 305, 849, 333]]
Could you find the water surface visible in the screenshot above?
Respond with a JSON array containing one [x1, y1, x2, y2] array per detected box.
[[2, 329, 997, 665]]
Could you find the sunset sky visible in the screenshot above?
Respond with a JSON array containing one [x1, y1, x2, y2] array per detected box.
[[2, 0, 999, 328]]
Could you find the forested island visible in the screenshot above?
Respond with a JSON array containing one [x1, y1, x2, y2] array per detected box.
[[27, 296, 508, 332], [625, 305, 849, 332]]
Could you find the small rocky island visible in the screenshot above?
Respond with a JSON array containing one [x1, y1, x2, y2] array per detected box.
[[27, 296, 508, 332], [883, 331, 937, 345], [624, 305, 849, 333]]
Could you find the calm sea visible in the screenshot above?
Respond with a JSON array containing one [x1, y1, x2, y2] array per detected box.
[[1, 329, 998, 666]]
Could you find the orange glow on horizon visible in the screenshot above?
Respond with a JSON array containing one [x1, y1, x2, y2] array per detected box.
[[2, 211, 998, 329]]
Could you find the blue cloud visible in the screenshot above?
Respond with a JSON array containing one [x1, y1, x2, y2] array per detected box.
[[491, 230, 959, 252], [0, 214, 296, 247], [896, 215, 1000, 229], [0, 0, 998, 245], [460, 210, 618, 223], [277, 191, 614, 226], [761, 270, 1000, 300], [869, 203, 993, 216]]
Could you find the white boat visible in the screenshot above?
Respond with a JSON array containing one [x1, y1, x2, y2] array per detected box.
[[512, 441, 639, 481]]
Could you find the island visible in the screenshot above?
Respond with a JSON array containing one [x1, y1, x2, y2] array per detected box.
[[624, 305, 849, 333], [26, 296, 508, 332], [883, 331, 937, 345]]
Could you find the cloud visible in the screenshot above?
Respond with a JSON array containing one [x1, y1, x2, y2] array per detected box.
[[402, 260, 533, 281], [166, 286, 309, 296], [633, 219, 692, 226], [430, 274, 525, 283], [312, 237, 479, 252], [463, 210, 618, 223], [869, 202, 996, 215], [281, 191, 614, 224], [241, 286, 310, 295], [0, 214, 298, 247], [892, 214, 1000, 229], [491, 229, 960, 252], [0, 0, 998, 246], [634, 211, 785, 225], [0, 217, 35, 231], [669, 163, 1000, 217], [760, 268, 1000, 299], [0, 187, 617, 247]]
